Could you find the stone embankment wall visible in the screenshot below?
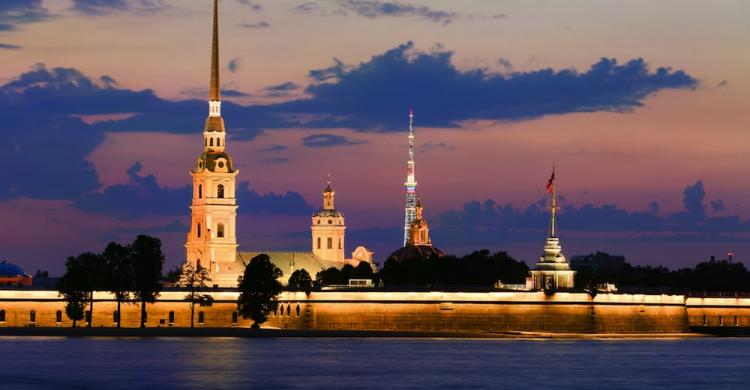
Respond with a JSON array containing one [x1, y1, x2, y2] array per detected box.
[[0, 290, 701, 333], [685, 297, 750, 327]]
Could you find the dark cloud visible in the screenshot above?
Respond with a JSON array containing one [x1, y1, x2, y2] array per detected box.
[[0, 0, 52, 31], [238, 21, 270, 29], [74, 163, 313, 218], [258, 157, 290, 164], [308, 58, 349, 81], [71, 0, 167, 15], [0, 42, 22, 49], [421, 141, 455, 152], [301, 134, 364, 147], [228, 57, 240, 73], [257, 144, 288, 153], [238, 0, 262, 11], [263, 81, 299, 97], [435, 181, 750, 250]]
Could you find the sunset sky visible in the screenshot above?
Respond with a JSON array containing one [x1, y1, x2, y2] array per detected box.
[[2, 0, 749, 274]]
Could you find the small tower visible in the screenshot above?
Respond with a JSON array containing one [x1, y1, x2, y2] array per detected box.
[[530, 165, 575, 291], [185, 0, 239, 284], [403, 108, 418, 246], [311, 177, 346, 263], [407, 198, 431, 246]]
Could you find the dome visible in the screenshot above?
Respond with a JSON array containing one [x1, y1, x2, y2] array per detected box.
[[0, 261, 28, 277], [194, 151, 234, 172], [387, 245, 445, 263]]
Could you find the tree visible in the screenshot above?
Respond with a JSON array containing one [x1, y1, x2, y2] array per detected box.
[[237, 254, 283, 329], [287, 269, 313, 293], [75, 252, 106, 327], [102, 242, 134, 328], [131, 235, 165, 328], [58, 256, 88, 328], [179, 261, 214, 328]]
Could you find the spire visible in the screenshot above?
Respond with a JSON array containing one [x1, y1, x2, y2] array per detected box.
[[323, 175, 335, 210], [548, 163, 557, 238], [403, 108, 418, 245], [210, 0, 220, 102]]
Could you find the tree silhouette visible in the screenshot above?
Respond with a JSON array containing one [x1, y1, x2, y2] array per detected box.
[[58, 256, 88, 328], [237, 254, 283, 329], [75, 252, 106, 327], [102, 242, 134, 328], [179, 261, 214, 328], [287, 269, 313, 293], [131, 235, 165, 328]]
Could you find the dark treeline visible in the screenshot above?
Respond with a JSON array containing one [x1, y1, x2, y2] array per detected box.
[[58, 235, 165, 327], [377, 250, 529, 288], [315, 262, 375, 286], [572, 252, 750, 293]]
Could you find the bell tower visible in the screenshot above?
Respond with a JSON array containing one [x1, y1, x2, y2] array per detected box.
[[311, 177, 346, 263], [185, 0, 239, 283]]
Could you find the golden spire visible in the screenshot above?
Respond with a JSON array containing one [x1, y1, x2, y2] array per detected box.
[[549, 163, 557, 238], [210, 0, 220, 102]]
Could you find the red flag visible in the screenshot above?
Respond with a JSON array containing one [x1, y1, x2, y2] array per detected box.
[[545, 170, 555, 193]]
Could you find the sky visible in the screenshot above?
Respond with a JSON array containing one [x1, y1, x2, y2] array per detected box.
[[1, 0, 749, 275]]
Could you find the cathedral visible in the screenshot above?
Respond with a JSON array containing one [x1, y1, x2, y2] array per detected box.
[[185, 0, 373, 287]]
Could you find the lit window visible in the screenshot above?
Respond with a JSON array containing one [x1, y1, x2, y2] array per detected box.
[[217, 184, 225, 198]]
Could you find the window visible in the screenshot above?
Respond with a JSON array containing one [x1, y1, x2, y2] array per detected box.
[[56, 310, 62, 323], [169, 311, 175, 324], [217, 138, 221, 147], [197, 223, 201, 238], [85, 310, 91, 324], [317, 237, 321, 249], [338, 239, 342, 249], [327, 237, 333, 249], [210, 138, 214, 146], [198, 311, 205, 324], [113, 311, 119, 323], [198, 184, 202, 198], [217, 184, 225, 198], [296, 305, 300, 316], [0, 309, 6, 322], [279, 305, 284, 317], [217, 223, 225, 238], [232, 311, 238, 324], [286, 305, 291, 316], [30, 310, 36, 323]]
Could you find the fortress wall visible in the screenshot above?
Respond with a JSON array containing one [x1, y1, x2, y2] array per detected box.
[[0, 290, 695, 333], [685, 297, 750, 327]]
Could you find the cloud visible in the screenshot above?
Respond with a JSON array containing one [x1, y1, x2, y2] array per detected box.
[[228, 57, 240, 73], [295, 1, 457, 24], [421, 141, 455, 152], [263, 81, 299, 97], [71, 0, 167, 15], [711, 200, 726, 213], [238, 0, 262, 11], [258, 157, 290, 164], [435, 181, 750, 250], [717, 80, 728, 88], [0, 0, 52, 31], [301, 134, 364, 147], [99, 219, 189, 242], [0, 42, 22, 49], [74, 163, 313, 218], [238, 21, 270, 29], [257, 144, 288, 153], [308, 58, 349, 81], [337, 0, 457, 24]]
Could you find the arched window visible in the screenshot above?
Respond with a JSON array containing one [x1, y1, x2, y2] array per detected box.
[[56, 310, 62, 323], [30, 310, 36, 323], [296, 305, 300, 317], [217, 223, 225, 238], [205, 138, 207, 146], [210, 138, 214, 146], [217, 184, 225, 199], [217, 138, 221, 147], [198, 311, 205, 324], [286, 305, 291, 316], [168, 311, 175, 324], [198, 184, 202, 198], [327, 237, 333, 249], [317, 237, 321, 249], [279, 305, 284, 317], [338, 238, 342, 249], [232, 311, 238, 324], [197, 223, 201, 238], [196, 259, 202, 270], [0, 309, 5, 322]]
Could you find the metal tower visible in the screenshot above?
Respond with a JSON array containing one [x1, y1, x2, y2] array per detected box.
[[403, 108, 417, 246]]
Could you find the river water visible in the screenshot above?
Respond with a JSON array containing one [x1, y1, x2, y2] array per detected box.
[[0, 337, 748, 389]]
